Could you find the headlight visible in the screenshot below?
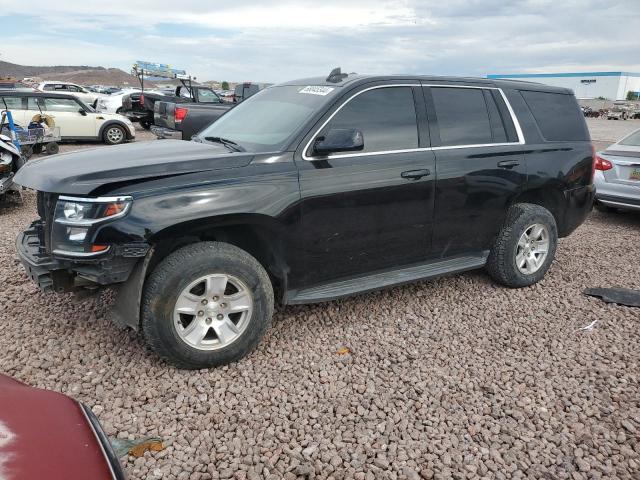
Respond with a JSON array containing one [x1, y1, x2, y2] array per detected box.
[[52, 196, 132, 257], [56, 196, 131, 225]]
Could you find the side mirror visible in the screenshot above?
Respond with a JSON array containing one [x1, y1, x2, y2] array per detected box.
[[78, 109, 87, 116], [313, 128, 364, 156]]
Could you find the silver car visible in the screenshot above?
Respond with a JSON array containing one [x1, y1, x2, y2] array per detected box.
[[594, 128, 640, 212]]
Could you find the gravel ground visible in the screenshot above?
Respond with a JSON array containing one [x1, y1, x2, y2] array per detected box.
[[1, 121, 639, 479]]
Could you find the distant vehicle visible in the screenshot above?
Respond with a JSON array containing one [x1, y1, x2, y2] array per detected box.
[[121, 85, 224, 130], [14, 70, 594, 369], [36, 81, 103, 106], [95, 88, 142, 115], [0, 373, 126, 479], [0, 80, 35, 92], [607, 102, 630, 120], [594, 128, 640, 212], [233, 82, 262, 103], [152, 94, 233, 140], [0, 91, 135, 145]]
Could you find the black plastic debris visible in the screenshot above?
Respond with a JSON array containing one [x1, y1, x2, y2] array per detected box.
[[583, 287, 640, 308]]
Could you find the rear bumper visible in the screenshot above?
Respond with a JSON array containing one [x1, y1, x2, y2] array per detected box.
[[597, 194, 640, 211], [151, 125, 183, 140], [594, 171, 640, 211]]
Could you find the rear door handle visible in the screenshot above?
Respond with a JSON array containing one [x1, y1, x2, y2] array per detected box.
[[401, 169, 431, 180], [497, 160, 520, 169]]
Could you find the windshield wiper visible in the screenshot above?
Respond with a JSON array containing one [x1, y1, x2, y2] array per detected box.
[[202, 136, 246, 152]]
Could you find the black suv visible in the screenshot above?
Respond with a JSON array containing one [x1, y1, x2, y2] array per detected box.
[[15, 69, 594, 369]]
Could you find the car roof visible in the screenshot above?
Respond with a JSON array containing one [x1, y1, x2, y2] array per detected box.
[[0, 90, 83, 99], [280, 73, 573, 94], [39, 80, 79, 85]]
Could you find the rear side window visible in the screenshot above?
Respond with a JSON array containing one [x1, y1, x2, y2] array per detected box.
[[431, 87, 491, 146], [323, 86, 418, 154], [520, 90, 588, 141], [0, 96, 24, 109]]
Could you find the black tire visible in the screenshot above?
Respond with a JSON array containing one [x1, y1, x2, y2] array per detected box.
[[141, 242, 274, 369], [103, 124, 126, 145], [140, 120, 151, 130], [486, 203, 558, 288], [45, 142, 59, 155]]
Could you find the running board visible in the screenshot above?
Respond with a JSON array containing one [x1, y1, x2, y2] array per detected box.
[[285, 253, 488, 305]]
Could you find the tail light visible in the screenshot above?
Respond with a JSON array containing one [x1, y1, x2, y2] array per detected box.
[[175, 107, 188, 123], [594, 154, 613, 171]]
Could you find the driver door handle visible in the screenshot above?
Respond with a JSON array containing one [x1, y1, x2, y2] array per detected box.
[[401, 169, 431, 180], [497, 160, 520, 169]]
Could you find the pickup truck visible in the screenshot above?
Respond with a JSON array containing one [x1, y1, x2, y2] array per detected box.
[[121, 85, 223, 130], [14, 69, 594, 369], [152, 97, 233, 140]]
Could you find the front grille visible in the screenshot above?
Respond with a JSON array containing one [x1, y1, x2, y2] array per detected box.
[[36, 191, 58, 254]]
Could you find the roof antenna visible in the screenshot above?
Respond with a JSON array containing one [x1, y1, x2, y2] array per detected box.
[[326, 67, 348, 83]]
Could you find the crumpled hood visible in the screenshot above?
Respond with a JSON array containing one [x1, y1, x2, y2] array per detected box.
[[14, 140, 254, 195]]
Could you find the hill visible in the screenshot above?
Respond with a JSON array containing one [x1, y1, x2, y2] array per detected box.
[[0, 61, 148, 87]]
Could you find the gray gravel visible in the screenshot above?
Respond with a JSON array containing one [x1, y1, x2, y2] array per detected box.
[[1, 121, 640, 479]]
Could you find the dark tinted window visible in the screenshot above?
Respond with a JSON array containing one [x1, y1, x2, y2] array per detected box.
[[323, 86, 418, 153], [431, 87, 493, 146], [483, 90, 507, 143], [521, 90, 588, 141]]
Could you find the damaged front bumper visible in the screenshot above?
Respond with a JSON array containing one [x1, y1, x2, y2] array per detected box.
[[16, 221, 148, 294]]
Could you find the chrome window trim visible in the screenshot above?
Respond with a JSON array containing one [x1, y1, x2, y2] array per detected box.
[[53, 246, 111, 258], [302, 83, 525, 161]]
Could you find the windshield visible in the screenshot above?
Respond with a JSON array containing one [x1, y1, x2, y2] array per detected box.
[[620, 129, 640, 146], [196, 85, 336, 152]]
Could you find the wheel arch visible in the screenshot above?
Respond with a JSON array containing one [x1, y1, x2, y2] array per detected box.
[[146, 214, 289, 293], [510, 186, 568, 236], [109, 213, 289, 332]]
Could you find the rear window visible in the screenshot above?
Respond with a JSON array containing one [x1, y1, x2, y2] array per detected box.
[[620, 130, 640, 146], [520, 90, 588, 141]]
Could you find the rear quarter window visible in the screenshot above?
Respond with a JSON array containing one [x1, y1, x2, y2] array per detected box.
[[520, 90, 588, 142]]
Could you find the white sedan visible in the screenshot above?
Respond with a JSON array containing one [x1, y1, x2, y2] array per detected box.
[[1, 91, 136, 145], [95, 88, 141, 114], [36, 81, 104, 106]]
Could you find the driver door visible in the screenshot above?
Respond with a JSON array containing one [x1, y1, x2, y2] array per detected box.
[[295, 84, 436, 288], [42, 97, 95, 138]]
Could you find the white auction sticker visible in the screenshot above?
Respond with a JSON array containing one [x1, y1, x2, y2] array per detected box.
[[299, 86, 335, 96]]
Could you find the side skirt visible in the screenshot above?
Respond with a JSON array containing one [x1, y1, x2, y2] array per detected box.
[[285, 252, 488, 305]]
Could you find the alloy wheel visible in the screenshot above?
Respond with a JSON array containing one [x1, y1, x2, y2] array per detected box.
[[515, 223, 550, 275], [173, 274, 253, 350]]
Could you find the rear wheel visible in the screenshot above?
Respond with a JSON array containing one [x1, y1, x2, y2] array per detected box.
[[141, 242, 274, 369], [486, 203, 558, 288], [103, 125, 126, 145]]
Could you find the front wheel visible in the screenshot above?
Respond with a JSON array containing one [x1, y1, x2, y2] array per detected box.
[[486, 203, 558, 288], [103, 125, 126, 145], [141, 242, 274, 369]]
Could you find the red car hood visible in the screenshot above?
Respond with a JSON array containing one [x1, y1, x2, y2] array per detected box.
[[0, 374, 115, 480]]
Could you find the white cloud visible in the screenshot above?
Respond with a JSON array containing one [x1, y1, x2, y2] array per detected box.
[[1, 0, 639, 83]]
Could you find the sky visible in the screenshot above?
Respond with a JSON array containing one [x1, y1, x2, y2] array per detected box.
[[0, 0, 639, 83]]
